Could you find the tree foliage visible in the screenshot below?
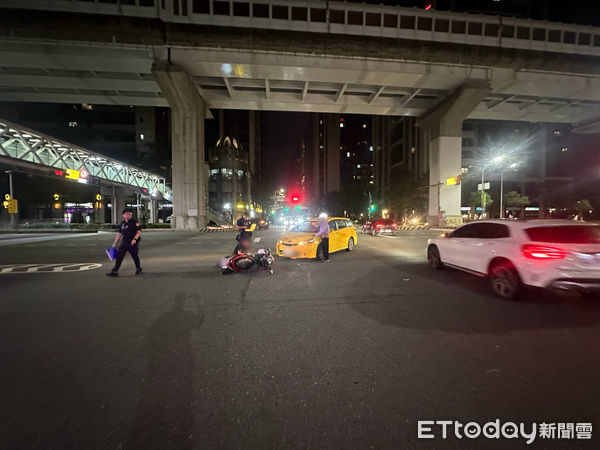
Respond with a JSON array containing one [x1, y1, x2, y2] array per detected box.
[[573, 199, 593, 214], [385, 170, 428, 218], [504, 191, 529, 207], [468, 191, 493, 209]]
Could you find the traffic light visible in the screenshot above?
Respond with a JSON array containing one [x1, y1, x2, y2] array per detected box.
[[369, 204, 376, 212], [288, 191, 302, 205], [284, 207, 289, 212], [7, 199, 18, 214], [295, 205, 301, 211], [445, 177, 461, 185], [53, 193, 60, 201]]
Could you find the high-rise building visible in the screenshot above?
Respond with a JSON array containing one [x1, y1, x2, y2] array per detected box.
[[303, 113, 375, 214], [372, 116, 422, 206], [309, 113, 341, 200], [372, 114, 581, 217], [207, 110, 263, 221]]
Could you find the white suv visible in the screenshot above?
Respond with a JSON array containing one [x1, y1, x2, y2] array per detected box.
[[426, 220, 600, 299]]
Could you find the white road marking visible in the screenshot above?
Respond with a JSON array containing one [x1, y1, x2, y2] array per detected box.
[[0, 233, 99, 246], [254, 237, 262, 243], [0, 263, 102, 274]]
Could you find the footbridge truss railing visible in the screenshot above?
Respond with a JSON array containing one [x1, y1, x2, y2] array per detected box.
[[0, 119, 172, 200]]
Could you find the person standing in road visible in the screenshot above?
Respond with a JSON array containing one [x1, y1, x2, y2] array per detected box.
[[235, 213, 252, 251], [237, 213, 251, 235], [315, 213, 330, 262], [106, 208, 143, 277]]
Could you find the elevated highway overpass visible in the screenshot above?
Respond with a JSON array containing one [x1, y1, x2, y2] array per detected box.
[[1, 0, 599, 227]]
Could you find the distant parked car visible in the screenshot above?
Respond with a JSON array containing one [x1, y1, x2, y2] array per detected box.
[[363, 219, 399, 236], [256, 218, 270, 230]]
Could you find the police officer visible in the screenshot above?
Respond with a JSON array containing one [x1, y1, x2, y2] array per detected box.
[[106, 208, 143, 277], [235, 213, 252, 248]]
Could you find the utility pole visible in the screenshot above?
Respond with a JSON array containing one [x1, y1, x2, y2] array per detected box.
[[499, 170, 504, 219], [7, 170, 15, 229]]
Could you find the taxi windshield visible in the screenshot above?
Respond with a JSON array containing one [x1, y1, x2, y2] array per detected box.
[[291, 221, 318, 233]]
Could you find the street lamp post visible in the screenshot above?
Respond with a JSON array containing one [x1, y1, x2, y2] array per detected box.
[[468, 165, 486, 219], [499, 162, 518, 219], [470, 155, 505, 219], [7, 170, 15, 229], [499, 169, 504, 219], [480, 167, 486, 219]]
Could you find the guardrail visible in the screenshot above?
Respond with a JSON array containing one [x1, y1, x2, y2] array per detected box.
[[2, 0, 599, 56]]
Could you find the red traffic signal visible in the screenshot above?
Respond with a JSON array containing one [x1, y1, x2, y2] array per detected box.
[[287, 192, 302, 204]]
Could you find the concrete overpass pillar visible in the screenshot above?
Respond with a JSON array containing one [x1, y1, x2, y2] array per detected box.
[[111, 187, 127, 225], [148, 198, 157, 224], [418, 81, 491, 226], [153, 65, 208, 231]]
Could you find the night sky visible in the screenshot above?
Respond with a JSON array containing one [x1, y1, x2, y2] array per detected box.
[[260, 112, 313, 194]]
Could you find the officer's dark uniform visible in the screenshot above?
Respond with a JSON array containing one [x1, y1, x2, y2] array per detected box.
[[112, 219, 142, 273], [236, 217, 252, 239], [234, 217, 252, 254]]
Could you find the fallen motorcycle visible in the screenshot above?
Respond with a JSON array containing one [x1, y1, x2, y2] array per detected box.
[[219, 248, 274, 275]]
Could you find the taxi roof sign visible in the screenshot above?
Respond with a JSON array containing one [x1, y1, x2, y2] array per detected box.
[[445, 177, 460, 185]]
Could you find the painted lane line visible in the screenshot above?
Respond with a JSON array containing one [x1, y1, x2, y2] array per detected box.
[[0, 263, 102, 274]]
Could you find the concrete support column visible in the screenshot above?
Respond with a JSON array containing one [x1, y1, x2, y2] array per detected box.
[[418, 81, 491, 226], [111, 187, 127, 225], [427, 136, 462, 223], [149, 198, 156, 223], [153, 65, 208, 230], [94, 198, 105, 223]]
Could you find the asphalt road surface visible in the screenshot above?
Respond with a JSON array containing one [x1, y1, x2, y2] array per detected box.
[[1, 228, 599, 449]]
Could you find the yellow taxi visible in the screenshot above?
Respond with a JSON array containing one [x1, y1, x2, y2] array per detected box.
[[276, 217, 358, 260]]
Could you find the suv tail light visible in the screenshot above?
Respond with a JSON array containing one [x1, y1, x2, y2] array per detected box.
[[522, 244, 567, 260]]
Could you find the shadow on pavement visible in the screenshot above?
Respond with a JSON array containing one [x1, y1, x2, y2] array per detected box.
[[345, 257, 600, 335], [128, 292, 204, 448]]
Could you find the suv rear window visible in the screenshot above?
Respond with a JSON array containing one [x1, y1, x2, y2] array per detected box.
[[525, 225, 600, 243]]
